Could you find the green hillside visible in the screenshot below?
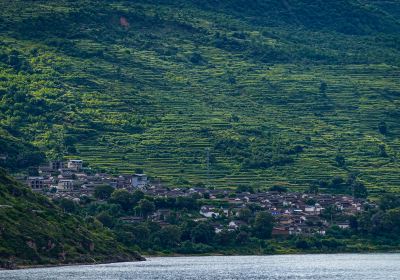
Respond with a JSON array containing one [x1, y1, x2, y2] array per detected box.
[[0, 0, 399, 193], [0, 168, 143, 268]]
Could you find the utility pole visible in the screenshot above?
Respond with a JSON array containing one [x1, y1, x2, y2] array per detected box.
[[206, 148, 210, 187]]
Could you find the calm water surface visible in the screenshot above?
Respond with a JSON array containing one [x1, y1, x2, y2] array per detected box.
[[1, 254, 399, 280]]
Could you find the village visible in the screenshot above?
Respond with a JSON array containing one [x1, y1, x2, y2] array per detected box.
[[22, 159, 375, 237]]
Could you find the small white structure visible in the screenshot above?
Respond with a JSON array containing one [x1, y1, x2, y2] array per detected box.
[[304, 206, 316, 213], [214, 226, 224, 233], [304, 204, 323, 214], [200, 206, 220, 218], [67, 159, 83, 171], [131, 174, 148, 189], [337, 222, 350, 229], [228, 221, 246, 229], [58, 179, 74, 190]]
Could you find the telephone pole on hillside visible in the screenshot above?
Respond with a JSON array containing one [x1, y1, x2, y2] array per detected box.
[[206, 148, 211, 188]]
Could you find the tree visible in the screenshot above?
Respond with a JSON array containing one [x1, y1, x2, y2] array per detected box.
[[305, 198, 317, 206], [378, 121, 387, 135], [349, 216, 358, 231], [308, 184, 319, 194], [295, 239, 310, 249], [27, 167, 39, 176], [135, 168, 144, 174], [131, 224, 151, 244], [189, 52, 204, 64], [330, 176, 344, 188], [191, 223, 215, 244], [321, 238, 341, 249], [346, 174, 368, 198], [269, 185, 287, 193], [228, 75, 236, 84], [335, 155, 345, 167], [132, 190, 145, 204], [253, 212, 274, 239], [110, 189, 134, 211], [58, 198, 76, 213], [319, 81, 327, 94], [138, 199, 155, 217], [235, 231, 249, 244], [352, 181, 368, 199], [176, 196, 198, 210], [238, 208, 252, 222], [379, 195, 400, 211], [379, 144, 388, 157], [321, 205, 338, 223], [94, 184, 114, 200], [215, 229, 235, 246], [191, 192, 202, 199], [386, 208, 400, 234], [236, 185, 254, 193], [157, 225, 182, 247], [96, 212, 114, 228]]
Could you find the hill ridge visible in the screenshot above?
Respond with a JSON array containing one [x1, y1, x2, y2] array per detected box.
[[0, 0, 399, 193]]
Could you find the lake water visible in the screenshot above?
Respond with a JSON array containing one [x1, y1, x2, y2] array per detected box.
[[1, 254, 399, 280]]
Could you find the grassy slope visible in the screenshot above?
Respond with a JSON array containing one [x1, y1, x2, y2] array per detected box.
[[0, 0, 399, 192], [0, 169, 142, 267]]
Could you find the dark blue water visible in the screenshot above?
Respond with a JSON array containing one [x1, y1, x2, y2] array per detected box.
[[1, 254, 399, 280]]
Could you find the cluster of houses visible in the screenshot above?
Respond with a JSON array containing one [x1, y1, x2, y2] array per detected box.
[[24, 159, 373, 237], [145, 185, 369, 236], [196, 191, 366, 236], [25, 160, 148, 199]]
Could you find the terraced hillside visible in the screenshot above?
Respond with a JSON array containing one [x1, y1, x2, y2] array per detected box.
[[0, 0, 399, 193]]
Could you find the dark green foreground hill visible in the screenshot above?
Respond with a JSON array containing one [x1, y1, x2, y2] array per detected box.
[[0, 169, 143, 268], [0, 0, 399, 192]]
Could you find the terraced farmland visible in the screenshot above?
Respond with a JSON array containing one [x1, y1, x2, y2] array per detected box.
[[0, 0, 399, 193]]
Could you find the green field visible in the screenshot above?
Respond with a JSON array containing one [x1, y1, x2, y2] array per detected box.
[[0, 0, 399, 192]]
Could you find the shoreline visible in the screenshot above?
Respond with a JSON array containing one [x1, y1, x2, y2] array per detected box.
[[16, 259, 144, 270], [143, 250, 400, 259], [5, 250, 400, 270], [1, 255, 146, 271]]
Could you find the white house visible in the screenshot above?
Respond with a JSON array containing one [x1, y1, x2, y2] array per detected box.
[[58, 179, 74, 191], [131, 174, 148, 189], [337, 222, 350, 229], [304, 206, 316, 213], [304, 204, 323, 214], [67, 159, 83, 171], [214, 227, 223, 234], [200, 206, 220, 218], [228, 220, 247, 229]]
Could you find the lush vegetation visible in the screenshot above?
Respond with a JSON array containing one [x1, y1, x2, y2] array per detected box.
[[0, 0, 399, 193], [0, 165, 399, 268], [1, 0, 400, 268], [53, 184, 400, 256], [0, 169, 143, 268]]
